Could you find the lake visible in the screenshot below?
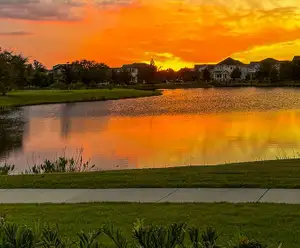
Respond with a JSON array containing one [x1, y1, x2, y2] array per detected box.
[[2, 88, 300, 172]]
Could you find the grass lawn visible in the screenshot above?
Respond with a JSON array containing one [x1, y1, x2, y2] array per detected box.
[[0, 203, 299, 247], [0, 89, 160, 108], [1, 159, 300, 189]]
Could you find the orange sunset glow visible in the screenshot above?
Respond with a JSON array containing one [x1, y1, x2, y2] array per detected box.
[[1, 0, 300, 70]]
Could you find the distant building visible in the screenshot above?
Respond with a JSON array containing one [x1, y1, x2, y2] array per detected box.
[[293, 56, 300, 62], [52, 64, 70, 73], [194, 56, 300, 82], [118, 62, 153, 84], [210, 58, 257, 81]]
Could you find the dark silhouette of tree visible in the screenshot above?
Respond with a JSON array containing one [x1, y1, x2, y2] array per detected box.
[[280, 62, 294, 81], [292, 60, 300, 80], [112, 69, 131, 84], [177, 68, 196, 81], [202, 68, 211, 82], [156, 68, 176, 82], [70, 60, 109, 86], [30, 60, 52, 88], [231, 68, 242, 80], [270, 68, 279, 83], [256, 61, 273, 80], [0, 48, 28, 95]]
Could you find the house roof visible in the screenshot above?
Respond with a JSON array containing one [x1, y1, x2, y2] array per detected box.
[[53, 64, 69, 70], [293, 56, 300, 61], [212, 70, 230, 74], [260, 58, 279, 64], [218, 57, 245, 66], [194, 64, 216, 70], [122, 63, 150, 69]]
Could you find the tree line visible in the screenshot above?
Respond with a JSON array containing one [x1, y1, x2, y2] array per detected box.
[[2, 47, 300, 95], [0, 49, 159, 95]]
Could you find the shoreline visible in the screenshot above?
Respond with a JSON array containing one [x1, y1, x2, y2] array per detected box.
[[0, 89, 161, 111], [1, 159, 300, 189]]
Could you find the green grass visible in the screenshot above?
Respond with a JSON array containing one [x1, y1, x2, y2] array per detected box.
[[2, 159, 300, 189], [0, 89, 160, 108], [0, 203, 299, 247]]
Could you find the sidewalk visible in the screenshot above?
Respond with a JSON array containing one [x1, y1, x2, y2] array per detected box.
[[1, 188, 300, 204]]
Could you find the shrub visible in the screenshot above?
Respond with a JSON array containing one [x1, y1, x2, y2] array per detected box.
[[88, 81, 98, 89], [69, 82, 85, 90], [25, 149, 95, 174], [0, 163, 15, 175], [0, 217, 283, 248], [50, 82, 68, 90]]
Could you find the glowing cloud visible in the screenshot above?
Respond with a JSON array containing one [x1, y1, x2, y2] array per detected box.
[[1, 0, 300, 68]]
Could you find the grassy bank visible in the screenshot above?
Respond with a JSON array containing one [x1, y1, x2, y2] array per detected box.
[[0, 89, 160, 108], [0, 203, 299, 247], [114, 81, 300, 90], [1, 159, 300, 189]]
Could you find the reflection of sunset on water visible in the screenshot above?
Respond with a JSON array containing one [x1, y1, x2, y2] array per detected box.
[[4, 88, 300, 171]]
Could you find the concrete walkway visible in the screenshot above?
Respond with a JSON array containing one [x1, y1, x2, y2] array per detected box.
[[1, 188, 300, 204]]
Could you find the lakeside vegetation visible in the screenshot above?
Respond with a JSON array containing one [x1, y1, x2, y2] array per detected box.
[[0, 216, 283, 248], [1, 159, 300, 189], [1, 48, 300, 96], [0, 203, 296, 247]]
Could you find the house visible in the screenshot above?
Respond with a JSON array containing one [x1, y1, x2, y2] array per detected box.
[[111, 63, 149, 84], [259, 58, 289, 71], [194, 64, 215, 80], [122, 63, 153, 84], [210, 57, 258, 81], [52, 64, 70, 74], [293, 56, 300, 62]]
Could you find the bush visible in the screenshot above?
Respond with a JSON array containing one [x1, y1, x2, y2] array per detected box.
[[49, 82, 68, 90], [0, 163, 15, 175], [25, 149, 95, 174], [88, 81, 98, 89], [69, 82, 85, 90], [0, 218, 283, 248]]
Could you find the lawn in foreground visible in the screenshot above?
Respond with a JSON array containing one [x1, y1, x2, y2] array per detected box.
[[0, 89, 160, 108], [1, 203, 299, 247], [1, 159, 300, 189]]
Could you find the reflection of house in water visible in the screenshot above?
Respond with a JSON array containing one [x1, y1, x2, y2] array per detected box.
[[59, 101, 113, 138]]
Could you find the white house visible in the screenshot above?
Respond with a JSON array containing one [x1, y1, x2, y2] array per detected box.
[[195, 58, 259, 81], [120, 63, 152, 84]]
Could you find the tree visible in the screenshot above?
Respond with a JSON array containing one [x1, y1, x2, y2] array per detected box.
[[29, 60, 52, 88], [156, 68, 176, 82], [292, 60, 300, 80], [230, 68, 242, 80], [202, 68, 211, 82], [70, 60, 109, 86], [111, 69, 131, 84], [0, 49, 21, 95], [177, 68, 196, 82], [119, 70, 132, 84], [279, 62, 293, 81], [270, 68, 279, 83], [33, 60, 46, 72]]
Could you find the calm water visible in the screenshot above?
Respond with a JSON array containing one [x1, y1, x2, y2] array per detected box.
[[3, 88, 300, 172]]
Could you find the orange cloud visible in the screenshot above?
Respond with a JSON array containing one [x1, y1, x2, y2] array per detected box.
[[77, 0, 300, 68], [2, 0, 300, 69]]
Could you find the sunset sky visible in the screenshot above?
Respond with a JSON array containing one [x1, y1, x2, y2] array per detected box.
[[1, 0, 300, 70]]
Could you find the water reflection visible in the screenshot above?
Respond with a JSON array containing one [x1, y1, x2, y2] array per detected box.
[[3, 88, 300, 171], [0, 109, 25, 160]]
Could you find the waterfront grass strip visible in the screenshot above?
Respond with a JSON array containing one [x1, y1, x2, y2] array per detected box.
[[0, 89, 160, 108], [1, 159, 300, 189]]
